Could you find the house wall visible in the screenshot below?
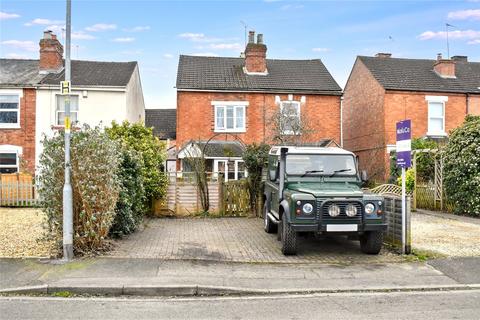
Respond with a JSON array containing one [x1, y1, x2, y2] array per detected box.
[[469, 95, 480, 116], [0, 88, 36, 173], [176, 91, 341, 149], [35, 88, 127, 170], [125, 65, 145, 123], [342, 59, 386, 182]]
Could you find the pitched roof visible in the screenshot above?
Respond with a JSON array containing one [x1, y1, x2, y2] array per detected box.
[[176, 55, 342, 94], [0, 59, 137, 87], [40, 60, 137, 86], [0, 59, 45, 86], [145, 109, 177, 140], [358, 56, 480, 94], [195, 140, 245, 158]]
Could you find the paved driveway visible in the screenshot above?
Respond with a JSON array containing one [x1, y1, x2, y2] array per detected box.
[[109, 218, 404, 264]]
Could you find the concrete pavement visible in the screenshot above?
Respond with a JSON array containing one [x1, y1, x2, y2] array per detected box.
[[2, 257, 479, 297]]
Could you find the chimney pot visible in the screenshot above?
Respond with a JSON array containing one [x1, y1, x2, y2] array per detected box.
[[437, 53, 443, 61], [375, 52, 391, 58], [248, 31, 255, 44], [257, 34, 263, 44], [43, 30, 53, 39]]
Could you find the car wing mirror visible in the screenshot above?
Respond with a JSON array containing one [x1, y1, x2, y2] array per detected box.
[[361, 170, 368, 182]]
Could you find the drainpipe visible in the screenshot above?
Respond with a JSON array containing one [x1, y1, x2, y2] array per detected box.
[[466, 93, 470, 115], [340, 96, 344, 147]]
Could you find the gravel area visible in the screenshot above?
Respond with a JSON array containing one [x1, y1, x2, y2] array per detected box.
[[0, 208, 58, 258], [412, 210, 480, 257]]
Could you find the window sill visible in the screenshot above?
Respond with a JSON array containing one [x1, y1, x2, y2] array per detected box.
[[426, 132, 447, 137], [214, 129, 246, 133], [51, 125, 81, 131], [0, 125, 21, 129]]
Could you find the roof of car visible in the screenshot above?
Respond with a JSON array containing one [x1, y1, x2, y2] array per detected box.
[[269, 146, 355, 156]]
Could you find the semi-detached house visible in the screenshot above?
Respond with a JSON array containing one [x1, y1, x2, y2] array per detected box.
[[343, 53, 480, 181], [175, 31, 342, 180], [0, 31, 145, 174]]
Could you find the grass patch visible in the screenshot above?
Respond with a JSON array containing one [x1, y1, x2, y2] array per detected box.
[[52, 291, 72, 298]]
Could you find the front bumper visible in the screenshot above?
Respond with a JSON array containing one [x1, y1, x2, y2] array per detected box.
[[290, 222, 387, 233]]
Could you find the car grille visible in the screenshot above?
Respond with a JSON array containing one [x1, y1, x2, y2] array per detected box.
[[317, 200, 363, 224]]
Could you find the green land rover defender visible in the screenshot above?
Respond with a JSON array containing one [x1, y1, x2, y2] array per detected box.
[[263, 146, 386, 255]]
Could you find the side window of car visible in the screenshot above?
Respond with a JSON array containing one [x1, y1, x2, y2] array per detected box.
[[268, 155, 278, 182]]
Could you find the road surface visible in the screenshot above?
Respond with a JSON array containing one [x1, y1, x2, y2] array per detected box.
[[1, 289, 479, 319]]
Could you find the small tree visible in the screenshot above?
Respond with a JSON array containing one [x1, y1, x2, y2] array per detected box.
[[106, 121, 168, 208], [38, 125, 121, 254], [269, 105, 316, 145], [243, 143, 270, 213], [443, 115, 480, 216]]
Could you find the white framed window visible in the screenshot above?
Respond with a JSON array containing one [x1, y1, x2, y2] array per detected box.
[[211, 101, 248, 133], [234, 160, 248, 180], [0, 94, 20, 128], [56, 95, 79, 126], [0, 145, 21, 173], [280, 100, 301, 135], [426, 96, 447, 136]]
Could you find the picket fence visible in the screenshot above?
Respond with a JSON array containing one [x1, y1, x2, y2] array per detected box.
[[0, 173, 39, 207]]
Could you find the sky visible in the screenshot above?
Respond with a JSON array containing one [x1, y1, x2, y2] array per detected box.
[[1, 0, 479, 109]]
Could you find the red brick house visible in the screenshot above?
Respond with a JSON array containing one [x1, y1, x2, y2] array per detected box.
[[176, 31, 342, 179], [343, 53, 480, 181]]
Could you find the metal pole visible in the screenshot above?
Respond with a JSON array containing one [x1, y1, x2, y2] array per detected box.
[[401, 167, 406, 254], [62, 0, 74, 260], [446, 23, 450, 59]]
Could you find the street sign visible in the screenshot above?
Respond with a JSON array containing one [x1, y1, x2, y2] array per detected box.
[[60, 80, 71, 95], [396, 120, 411, 168]]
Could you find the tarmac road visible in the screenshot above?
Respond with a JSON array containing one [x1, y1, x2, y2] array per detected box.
[[1, 289, 479, 320]]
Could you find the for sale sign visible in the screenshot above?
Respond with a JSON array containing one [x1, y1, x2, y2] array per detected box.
[[396, 120, 411, 168]]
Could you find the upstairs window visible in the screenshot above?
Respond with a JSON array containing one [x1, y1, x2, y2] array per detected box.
[[0, 94, 20, 128], [280, 101, 301, 135], [56, 95, 79, 126], [426, 96, 447, 136], [213, 102, 247, 132]]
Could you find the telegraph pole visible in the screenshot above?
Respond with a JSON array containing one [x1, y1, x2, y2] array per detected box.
[[62, 0, 74, 260]]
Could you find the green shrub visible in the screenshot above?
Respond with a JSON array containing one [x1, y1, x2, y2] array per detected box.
[[242, 143, 270, 213], [443, 115, 480, 216], [106, 121, 168, 207], [397, 169, 415, 194], [38, 125, 121, 254], [110, 146, 146, 237]]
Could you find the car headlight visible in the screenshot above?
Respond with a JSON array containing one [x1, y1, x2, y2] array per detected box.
[[365, 203, 375, 215], [302, 203, 313, 215], [328, 204, 340, 217], [345, 204, 357, 217]]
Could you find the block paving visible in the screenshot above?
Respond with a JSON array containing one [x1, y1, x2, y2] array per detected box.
[[109, 217, 405, 264]]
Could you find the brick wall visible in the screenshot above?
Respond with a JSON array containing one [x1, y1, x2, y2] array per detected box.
[[0, 88, 36, 174], [469, 95, 480, 116], [176, 91, 341, 149], [343, 58, 386, 181]]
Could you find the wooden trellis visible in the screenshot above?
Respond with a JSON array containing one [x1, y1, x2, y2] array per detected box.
[[222, 179, 250, 216]]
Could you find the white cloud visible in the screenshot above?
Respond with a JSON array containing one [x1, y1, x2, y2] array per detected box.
[[312, 47, 330, 52], [25, 18, 63, 26], [468, 39, 480, 44], [45, 24, 65, 34], [280, 4, 304, 10], [418, 29, 480, 40], [123, 26, 150, 32], [209, 43, 242, 50], [191, 52, 219, 57], [1, 40, 36, 51], [112, 37, 135, 43], [163, 53, 174, 59], [85, 23, 117, 32], [0, 11, 20, 20], [178, 32, 222, 43], [5, 53, 29, 59], [71, 31, 96, 40], [448, 9, 480, 20]]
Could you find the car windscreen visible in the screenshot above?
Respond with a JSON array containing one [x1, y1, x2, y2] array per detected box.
[[285, 154, 357, 176]]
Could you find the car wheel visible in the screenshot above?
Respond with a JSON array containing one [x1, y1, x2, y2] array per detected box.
[[281, 216, 297, 255], [264, 203, 277, 234], [360, 231, 383, 255]]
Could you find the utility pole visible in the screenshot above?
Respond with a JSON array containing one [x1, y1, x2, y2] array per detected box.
[[62, 0, 74, 261]]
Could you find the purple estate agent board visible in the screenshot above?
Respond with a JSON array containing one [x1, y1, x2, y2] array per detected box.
[[396, 120, 411, 168]]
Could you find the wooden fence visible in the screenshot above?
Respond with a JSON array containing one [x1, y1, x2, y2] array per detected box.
[[0, 173, 38, 207], [222, 179, 250, 216]]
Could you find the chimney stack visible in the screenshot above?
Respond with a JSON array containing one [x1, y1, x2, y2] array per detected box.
[[452, 55, 468, 62], [433, 53, 456, 78], [244, 30, 267, 74], [39, 30, 64, 74], [375, 52, 392, 58]]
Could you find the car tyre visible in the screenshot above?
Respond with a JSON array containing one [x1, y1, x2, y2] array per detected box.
[[264, 204, 277, 234], [281, 216, 297, 255], [360, 231, 383, 255]]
